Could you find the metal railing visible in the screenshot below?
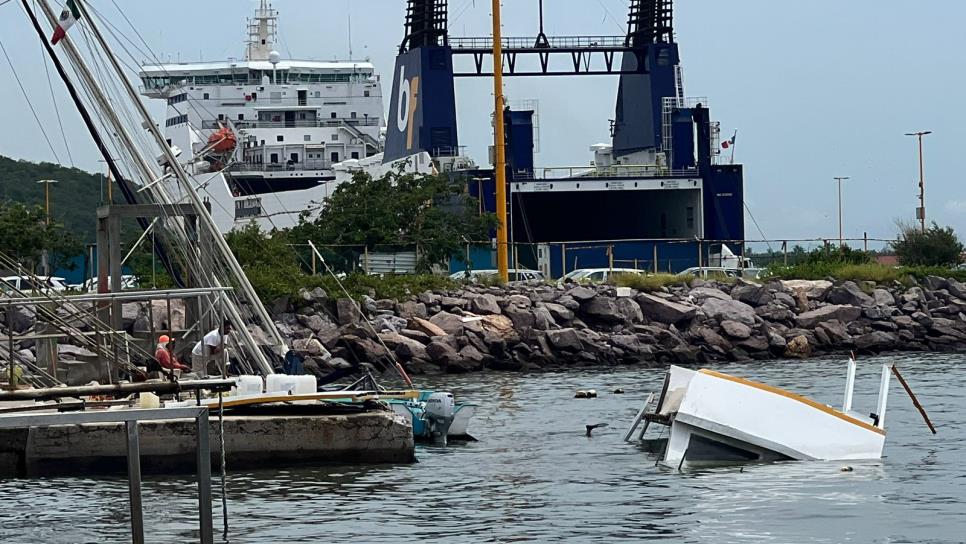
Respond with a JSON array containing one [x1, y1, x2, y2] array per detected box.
[[203, 118, 381, 130], [229, 159, 333, 173], [450, 35, 628, 50], [514, 164, 699, 180]]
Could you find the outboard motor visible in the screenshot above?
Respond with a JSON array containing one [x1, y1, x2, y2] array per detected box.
[[424, 392, 456, 446]]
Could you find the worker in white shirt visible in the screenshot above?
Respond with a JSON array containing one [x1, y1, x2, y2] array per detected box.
[[191, 320, 233, 377]]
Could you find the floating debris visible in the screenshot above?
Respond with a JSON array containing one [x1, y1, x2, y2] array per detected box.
[[575, 390, 598, 399]]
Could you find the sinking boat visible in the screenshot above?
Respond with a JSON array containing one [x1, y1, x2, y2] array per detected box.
[[387, 391, 478, 444], [630, 360, 896, 466]]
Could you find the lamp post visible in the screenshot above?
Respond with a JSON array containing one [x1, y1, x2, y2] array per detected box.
[[834, 176, 849, 247], [36, 179, 58, 276], [905, 131, 932, 232]]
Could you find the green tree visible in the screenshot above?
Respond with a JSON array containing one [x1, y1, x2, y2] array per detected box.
[[0, 201, 82, 272], [893, 222, 964, 267], [292, 171, 497, 272]]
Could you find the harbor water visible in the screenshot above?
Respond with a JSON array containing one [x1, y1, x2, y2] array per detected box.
[[1, 353, 963, 543]]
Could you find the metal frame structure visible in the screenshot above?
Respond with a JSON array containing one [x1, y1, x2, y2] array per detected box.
[[0, 407, 215, 544]]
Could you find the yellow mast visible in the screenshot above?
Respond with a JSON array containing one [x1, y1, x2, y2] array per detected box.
[[492, 0, 509, 282]]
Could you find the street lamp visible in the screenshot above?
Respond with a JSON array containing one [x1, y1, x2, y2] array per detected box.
[[834, 177, 850, 247], [36, 179, 58, 225], [905, 131, 932, 232]]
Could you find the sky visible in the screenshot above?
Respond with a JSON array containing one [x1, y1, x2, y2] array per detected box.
[[0, 0, 963, 249]]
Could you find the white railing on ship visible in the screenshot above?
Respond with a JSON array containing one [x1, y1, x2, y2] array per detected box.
[[230, 159, 332, 172], [203, 118, 380, 130], [515, 165, 700, 180]]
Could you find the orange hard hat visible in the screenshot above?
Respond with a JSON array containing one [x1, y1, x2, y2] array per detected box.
[[158, 335, 171, 344]]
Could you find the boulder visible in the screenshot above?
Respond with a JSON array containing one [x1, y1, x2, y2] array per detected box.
[[731, 282, 773, 307], [291, 337, 327, 357], [468, 294, 502, 315], [854, 331, 898, 352], [503, 305, 536, 329], [57, 344, 98, 361], [440, 297, 468, 310], [815, 320, 852, 346], [872, 289, 896, 307], [429, 311, 465, 335], [701, 298, 757, 327], [720, 320, 753, 340], [380, 333, 428, 361], [795, 305, 862, 328], [297, 314, 332, 333], [371, 315, 409, 333], [410, 317, 446, 337], [541, 302, 574, 323], [785, 335, 812, 359], [532, 306, 554, 331], [425, 341, 461, 365], [615, 297, 644, 324], [335, 298, 361, 326], [396, 301, 428, 319], [947, 280, 966, 300], [755, 304, 795, 322], [922, 276, 948, 291], [547, 328, 583, 352], [399, 329, 431, 344], [781, 280, 833, 300], [827, 281, 875, 307], [610, 334, 643, 354], [693, 325, 732, 353], [506, 294, 533, 308], [568, 286, 597, 302], [736, 334, 770, 352], [580, 297, 624, 324], [636, 293, 697, 324], [688, 287, 731, 303]]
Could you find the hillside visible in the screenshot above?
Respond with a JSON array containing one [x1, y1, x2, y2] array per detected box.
[[0, 155, 103, 244]]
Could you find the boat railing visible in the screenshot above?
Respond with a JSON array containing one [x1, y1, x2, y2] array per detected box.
[[203, 118, 380, 130], [450, 35, 628, 50], [513, 165, 701, 180], [230, 159, 333, 173]]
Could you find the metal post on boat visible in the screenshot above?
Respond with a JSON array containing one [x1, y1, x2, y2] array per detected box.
[[843, 357, 857, 412], [875, 364, 892, 429], [891, 365, 938, 434], [125, 421, 145, 544]]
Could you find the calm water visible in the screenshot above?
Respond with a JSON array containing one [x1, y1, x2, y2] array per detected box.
[[1, 354, 964, 543]]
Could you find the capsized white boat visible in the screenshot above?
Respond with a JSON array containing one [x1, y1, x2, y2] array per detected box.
[[634, 360, 894, 466]]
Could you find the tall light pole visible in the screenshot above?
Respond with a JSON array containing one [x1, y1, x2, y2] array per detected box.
[[36, 179, 58, 276], [905, 130, 932, 232], [492, 0, 509, 282], [36, 179, 58, 225], [834, 177, 850, 247]]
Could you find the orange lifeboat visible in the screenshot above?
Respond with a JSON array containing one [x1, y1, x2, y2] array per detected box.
[[207, 126, 237, 154]]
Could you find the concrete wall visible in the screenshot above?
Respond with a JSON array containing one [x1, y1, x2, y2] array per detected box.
[[0, 409, 414, 477]]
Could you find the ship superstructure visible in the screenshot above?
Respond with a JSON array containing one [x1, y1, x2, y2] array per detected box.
[[138, 1, 385, 231]]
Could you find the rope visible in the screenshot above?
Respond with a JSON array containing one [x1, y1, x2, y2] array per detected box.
[[0, 36, 62, 163]]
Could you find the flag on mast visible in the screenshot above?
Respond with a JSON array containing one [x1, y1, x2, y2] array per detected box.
[[721, 133, 737, 149], [50, 0, 82, 45]]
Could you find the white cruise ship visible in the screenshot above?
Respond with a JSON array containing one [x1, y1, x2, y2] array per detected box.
[[138, 1, 386, 232]]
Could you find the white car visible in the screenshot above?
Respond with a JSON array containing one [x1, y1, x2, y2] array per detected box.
[[80, 275, 140, 293], [1, 275, 68, 294], [449, 269, 546, 283], [560, 268, 647, 284], [679, 267, 763, 280]]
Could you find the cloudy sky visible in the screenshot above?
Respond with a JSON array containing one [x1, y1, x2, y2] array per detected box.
[[0, 0, 962, 247]]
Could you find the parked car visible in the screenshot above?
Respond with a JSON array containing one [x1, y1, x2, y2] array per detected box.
[[560, 268, 647, 284], [678, 267, 763, 280], [449, 269, 546, 283], [78, 275, 140, 292], [1, 275, 68, 294]]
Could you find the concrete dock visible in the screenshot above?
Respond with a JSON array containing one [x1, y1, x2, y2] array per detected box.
[[0, 407, 415, 477]]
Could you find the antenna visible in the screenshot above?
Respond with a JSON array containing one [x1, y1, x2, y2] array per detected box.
[[347, 0, 353, 58]]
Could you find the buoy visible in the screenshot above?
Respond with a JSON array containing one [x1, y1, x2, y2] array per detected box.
[[614, 388, 625, 394], [840, 466, 854, 472], [574, 389, 598, 399]]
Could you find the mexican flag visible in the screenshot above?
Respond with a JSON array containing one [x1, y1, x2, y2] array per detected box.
[[50, 0, 81, 45]]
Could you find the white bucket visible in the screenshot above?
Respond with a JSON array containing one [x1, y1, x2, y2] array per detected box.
[[266, 374, 317, 395], [234, 375, 263, 396]]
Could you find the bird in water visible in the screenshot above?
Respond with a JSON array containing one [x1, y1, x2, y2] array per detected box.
[[585, 423, 609, 437]]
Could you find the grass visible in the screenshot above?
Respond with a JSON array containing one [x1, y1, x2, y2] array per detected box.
[[761, 262, 966, 286]]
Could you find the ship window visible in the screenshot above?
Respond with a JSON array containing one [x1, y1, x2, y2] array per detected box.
[[290, 153, 299, 163], [332, 134, 339, 141], [203, 93, 210, 100], [270, 153, 279, 164], [364, 90, 370, 97], [350, 112, 357, 119], [331, 152, 339, 162], [217, 114, 224, 121], [304, 135, 311, 142], [238, 114, 245, 120], [277, 135, 284, 142], [299, 113, 307, 120], [351, 151, 359, 160], [251, 92, 258, 101], [315, 91, 321, 98], [330, 112, 337, 119]]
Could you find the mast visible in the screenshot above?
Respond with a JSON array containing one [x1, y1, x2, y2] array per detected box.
[[35, 0, 286, 374], [492, 0, 509, 282], [246, 0, 278, 61]]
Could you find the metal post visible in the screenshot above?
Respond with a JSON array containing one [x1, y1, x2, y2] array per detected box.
[[834, 176, 849, 247], [652, 245, 658, 274], [697, 240, 703, 269], [783, 241, 788, 266], [906, 131, 932, 232], [196, 410, 214, 544], [363, 246, 370, 275], [864, 232, 868, 252], [125, 420, 145, 544], [561, 243, 566, 277], [6, 310, 14, 390], [108, 214, 123, 333], [492, 0, 510, 282]]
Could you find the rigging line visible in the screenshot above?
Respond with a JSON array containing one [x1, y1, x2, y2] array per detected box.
[[38, 26, 74, 166], [594, 0, 626, 34], [0, 36, 62, 163], [743, 201, 773, 252]]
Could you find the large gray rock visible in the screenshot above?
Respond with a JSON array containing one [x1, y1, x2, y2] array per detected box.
[[429, 311, 465, 335], [379, 333, 429, 361], [689, 287, 732, 303], [426, 341, 461, 365], [693, 325, 732, 353], [396, 301, 428, 319], [815, 320, 852, 346], [335, 298, 361, 326], [568, 286, 598, 302], [503, 305, 536, 329], [827, 281, 875, 307], [541, 302, 574, 323], [701, 298, 757, 327], [872, 289, 896, 307], [291, 337, 327, 357], [636, 293, 697, 324], [615, 297, 644, 324], [947, 280, 966, 300], [785, 335, 812, 358], [532, 306, 554, 331], [854, 331, 898, 351], [547, 328, 582, 352], [756, 304, 796, 322], [298, 314, 332, 333], [410, 317, 446, 337], [580, 297, 624, 324], [781, 280, 833, 300], [720, 320, 752, 340], [796, 305, 862, 328], [731, 283, 773, 307], [468, 294, 502, 315], [610, 334, 643, 354], [922, 276, 948, 291]]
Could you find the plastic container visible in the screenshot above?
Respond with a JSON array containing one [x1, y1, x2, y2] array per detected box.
[[266, 374, 317, 396], [139, 392, 160, 409], [233, 375, 263, 396]]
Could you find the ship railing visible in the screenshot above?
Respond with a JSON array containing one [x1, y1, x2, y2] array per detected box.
[[450, 35, 627, 50], [519, 165, 700, 180], [202, 118, 380, 130], [229, 159, 333, 173]]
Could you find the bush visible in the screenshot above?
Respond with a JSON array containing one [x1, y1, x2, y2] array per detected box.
[[613, 273, 691, 292], [893, 222, 964, 267]]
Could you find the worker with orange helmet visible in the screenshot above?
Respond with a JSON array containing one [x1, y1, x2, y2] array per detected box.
[[155, 335, 189, 372]]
